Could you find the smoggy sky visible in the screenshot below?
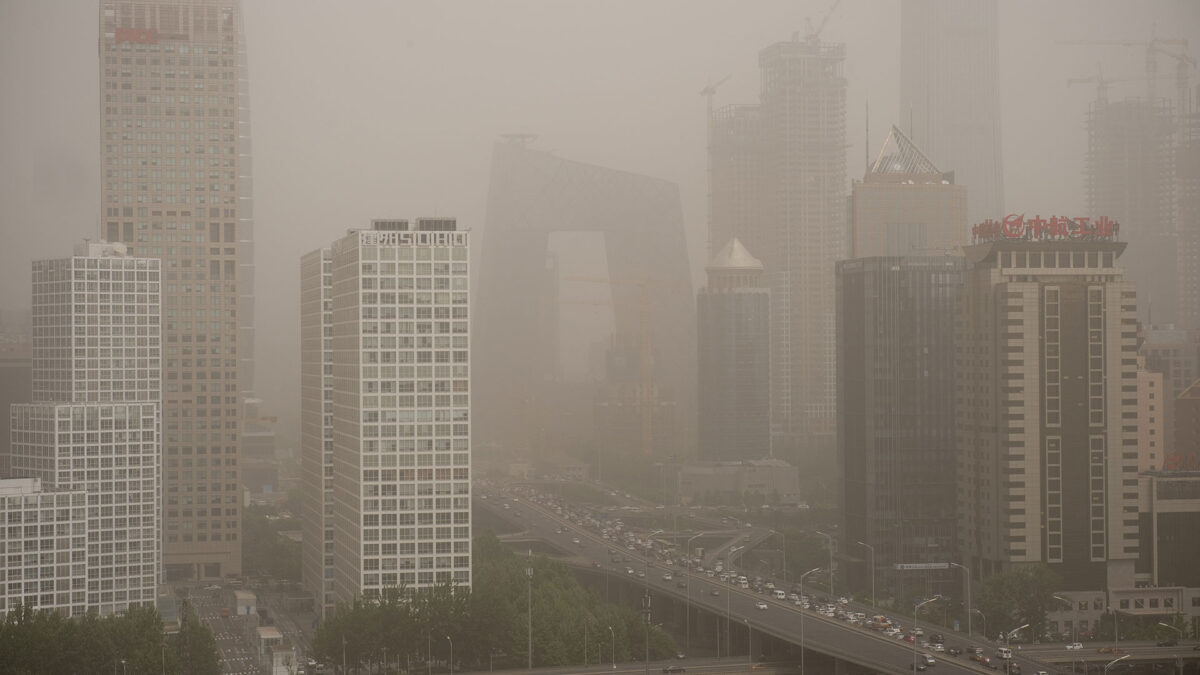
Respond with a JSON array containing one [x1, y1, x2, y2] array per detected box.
[[2, 0, 1198, 423]]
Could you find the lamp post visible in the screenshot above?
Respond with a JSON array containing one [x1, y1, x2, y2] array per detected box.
[[1104, 654, 1130, 673], [815, 531, 834, 597], [856, 541, 875, 608], [526, 551, 534, 670], [799, 567, 822, 675], [446, 635, 454, 675], [1053, 595, 1076, 642], [745, 618, 752, 672], [608, 625, 616, 670], [121, 659, 127, 675], [913, 597, 942, 673], [972, 609, 987, 644], [686, 531, 711, 651], [1158, 621, 1184, 646], [584, 620, 589, 666], [948, 562, 971, 637], [726, 545, 743, 659], [1004, 624, 1029, 675]]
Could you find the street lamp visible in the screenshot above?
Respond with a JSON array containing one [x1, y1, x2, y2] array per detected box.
[[121, 659, 127, 675], [446, 636, 454, 675], [608, 625, 616, 670], [526, 551, 534, 670], [1004, 624, 1029, 675], [948, 562, 971, 637], [815, 531, 834, 597], [1104, 654, 1130, 673], [972, 609, 987, 644], [1157, 622, 1184, 642], [1053, 595, 1076, 642], [726, 545, 744, 659], [686, 531, 712, 651], [799, 567, 822, 675], [913, 596, 942, 673], [856, 541, 875, 608]]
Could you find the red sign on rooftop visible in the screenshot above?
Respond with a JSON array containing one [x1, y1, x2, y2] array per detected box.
[[971, 214, 1118, 243], [115, 28, 157, 44]]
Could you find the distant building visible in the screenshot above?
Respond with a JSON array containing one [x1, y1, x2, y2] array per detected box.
[[710, 34, 847, 464], [837, 255, 963, 596], [1177, 88, 1200, 332], [0, 312, 31, 477], [1173, 380, 1200, 471], [850, 126, 967, 258], [1137, 359, 1167, 472], [900, 0, 1004, 226], [1136, 472, 1200, 590], [7, 241, 161, 616], [697, 239, 770, 461], [306, 219, 472, 608], [99, 0, 253, 581], [1086, 98, 1177, 325], [957, 232, 1138, 591], [676, 460, 801, 506], [299, 247, 333, 619]]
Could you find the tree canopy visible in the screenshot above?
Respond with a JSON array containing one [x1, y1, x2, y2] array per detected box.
[[312, 532, 676, 673], [976, 564, 1063, 641]]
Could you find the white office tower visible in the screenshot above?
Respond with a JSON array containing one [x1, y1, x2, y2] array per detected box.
[[308, 219, 471, 607], [7, 241, 161, 617], [0, 479, 88, 617]]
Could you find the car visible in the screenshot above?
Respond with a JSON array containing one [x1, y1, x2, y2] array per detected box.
[[711, 590, 721, 596], [1156, 639, 1178, 647], [1066, 643, 1083, 650], [932, 644, 945, 653], [909, 664, 928, 672], [662, 573, 673, 581], [755, 601, 769, 610], [675, 652, 686, 660], [946, 647, 962, 656], [572, 537, 581, 544], [662, 667, 685, 673], [676, 581, 687, 589]]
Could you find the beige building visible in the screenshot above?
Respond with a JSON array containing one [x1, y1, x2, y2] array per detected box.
[[99, 0, 252, 580], [957, 232, 1139, 591], [1137, 358, 1167, 472], [850, 126, 967, 259], [308, 219, 472, 607]]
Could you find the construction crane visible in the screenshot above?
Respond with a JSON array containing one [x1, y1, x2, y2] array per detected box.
[[1066, 65, 1162, 106], [802, 0, 841, 43], [1060, 34, 1193, 124], [699, 74, 732, 121]]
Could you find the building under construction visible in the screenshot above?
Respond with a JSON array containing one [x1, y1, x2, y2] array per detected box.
[[1178, 85, 1200, 332], [708, 35, 847, 467]]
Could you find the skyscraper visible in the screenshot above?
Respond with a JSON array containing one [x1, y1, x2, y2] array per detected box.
[[1175, 89, 1200, 331], [710, 34, 847, 462], [99, 0, 252, 579], [697, 238, 770, 461], [900, 0, 1004, 226], [312, 219, 472, 606], [850, 126, 967, 258], [957, 222, 1138, 590], [299, 248, 333, 618], [837, 255, 963, 597], [8, 241, 161, 616], [1086, 98, 1176, 325]]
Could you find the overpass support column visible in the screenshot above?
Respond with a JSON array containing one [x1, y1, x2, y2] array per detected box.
[[833, 656, 848, 675]]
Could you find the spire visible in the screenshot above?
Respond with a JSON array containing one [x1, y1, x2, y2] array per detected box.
[[869, 125, 942, 176], [708, 238, 764, 270]]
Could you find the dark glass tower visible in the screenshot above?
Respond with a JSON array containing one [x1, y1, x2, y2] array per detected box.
[[837, 256, 963, 596], [697, 239, 770, 461]]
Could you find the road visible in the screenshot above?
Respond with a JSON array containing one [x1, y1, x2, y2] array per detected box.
[[483, 486, 1035, 675], [185, 585, 262, 675]]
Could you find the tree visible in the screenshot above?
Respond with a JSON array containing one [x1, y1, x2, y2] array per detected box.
[[176, 601, 221, 675], [977, 565, 1062, 641]]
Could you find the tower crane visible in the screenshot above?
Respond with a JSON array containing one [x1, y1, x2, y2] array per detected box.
[[1060, 34, 1193, 131], [802, 0, 841, 43]]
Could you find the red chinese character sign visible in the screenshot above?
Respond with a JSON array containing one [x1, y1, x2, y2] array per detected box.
[[971, 214, 1118, 243], [115, 28, 158, 44]]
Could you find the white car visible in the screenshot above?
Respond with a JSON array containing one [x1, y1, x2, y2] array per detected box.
[[755, 601, 769, 610], [1066, 643, 1083, 650]]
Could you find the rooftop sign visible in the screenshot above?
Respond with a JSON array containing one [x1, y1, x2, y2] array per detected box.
[[971, 214, 1118, 244], [115, 28, 158, 44]]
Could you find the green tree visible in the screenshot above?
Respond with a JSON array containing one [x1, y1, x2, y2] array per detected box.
[[977, 565, 1062, 641], [176, 601, 221, 675]]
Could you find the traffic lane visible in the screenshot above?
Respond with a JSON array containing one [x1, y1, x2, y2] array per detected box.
[[503, 500, 993, 674]]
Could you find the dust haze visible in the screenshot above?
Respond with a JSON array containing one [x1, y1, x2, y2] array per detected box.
[[2, 0, 1198, 441]]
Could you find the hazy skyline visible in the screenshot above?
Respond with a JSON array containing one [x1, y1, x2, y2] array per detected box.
[[2, 0, 1198, 424]]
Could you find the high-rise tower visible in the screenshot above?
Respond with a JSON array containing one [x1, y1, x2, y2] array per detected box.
[[697, 239, 770, 461], [8, 241, 161, 616], [312, 219, 472, 606], [957, 221, 1138, 590], [709, 35, 847, 462], [99, 0, 251, 579], [900, 0, 1004, 226], [299, 248, 333, 618]]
